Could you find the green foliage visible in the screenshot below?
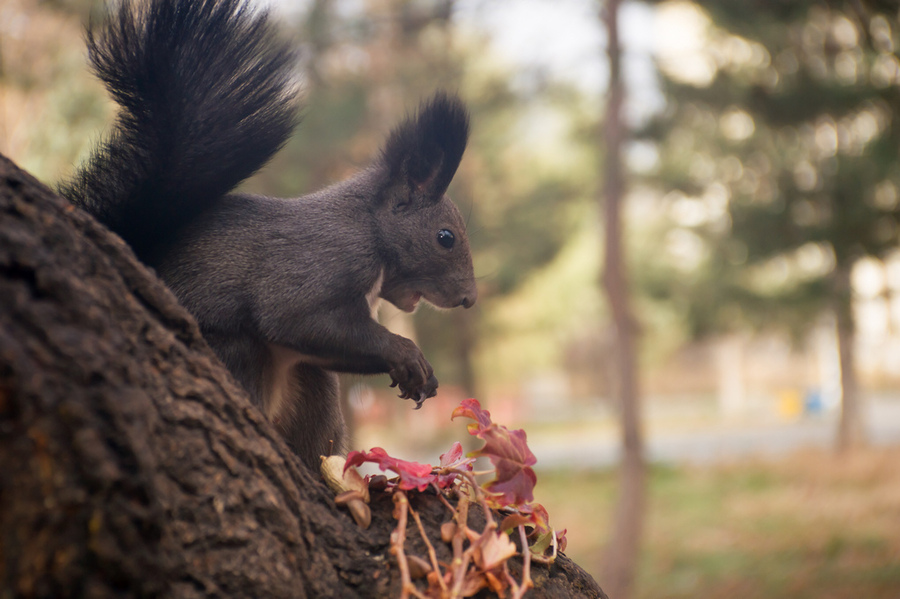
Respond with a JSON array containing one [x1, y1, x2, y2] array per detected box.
[[640, 1, 900, 338]]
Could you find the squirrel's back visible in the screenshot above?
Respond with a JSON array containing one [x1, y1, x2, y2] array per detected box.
[[61, 0, 300, 264]]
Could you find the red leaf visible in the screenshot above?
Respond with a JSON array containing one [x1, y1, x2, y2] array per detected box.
[[439, 441, 465, 466], [344, 447, 436, 491], [518, 503, 550, 533], [481, 428, 537, 505], [450, 398, 492, 434], [498, 513, 532, 533], [452, 399, 537, 506], [500, 503, 550, 535], [435, 441, 475, 488], [557, 528, 568, 553]]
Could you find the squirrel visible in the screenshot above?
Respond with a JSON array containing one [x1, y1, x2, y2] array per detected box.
[[60, 0, 477, 470]]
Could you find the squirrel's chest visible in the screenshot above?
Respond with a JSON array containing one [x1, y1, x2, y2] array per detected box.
[[366, 269, 384, 318], [262, 344, 305, 421], [261, 269, 384, 418]]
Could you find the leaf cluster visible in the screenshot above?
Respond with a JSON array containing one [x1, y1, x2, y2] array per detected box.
[[328, 399, 565, 598]]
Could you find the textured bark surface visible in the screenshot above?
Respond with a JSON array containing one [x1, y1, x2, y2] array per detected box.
[[0, 154, 605, 599]]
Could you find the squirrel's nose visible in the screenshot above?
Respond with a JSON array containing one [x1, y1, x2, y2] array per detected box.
[[460, 288, 477, 309]]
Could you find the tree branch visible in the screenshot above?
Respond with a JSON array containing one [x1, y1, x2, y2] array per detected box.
[[0, 153, 604, 598]]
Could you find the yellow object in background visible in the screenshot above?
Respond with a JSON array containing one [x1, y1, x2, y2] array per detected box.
[[778, 389, 803, 420]]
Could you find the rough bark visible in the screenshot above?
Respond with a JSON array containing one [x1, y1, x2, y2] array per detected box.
[[0, 153, 604, 598], [598, 1, 647, 598]]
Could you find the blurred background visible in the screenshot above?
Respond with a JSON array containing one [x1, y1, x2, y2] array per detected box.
[[3, 0, 900, 597]]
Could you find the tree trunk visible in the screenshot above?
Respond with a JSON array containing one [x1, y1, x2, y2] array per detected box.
[[832, 261, 865, 453], [0, 154, 604, 598], [598, 1, 647, 598]]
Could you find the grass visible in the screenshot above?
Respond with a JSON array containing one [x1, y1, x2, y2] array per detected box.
[[534, 447, 900, 599]]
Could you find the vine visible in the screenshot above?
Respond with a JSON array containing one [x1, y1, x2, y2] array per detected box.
[[322, 399, 567, 598]]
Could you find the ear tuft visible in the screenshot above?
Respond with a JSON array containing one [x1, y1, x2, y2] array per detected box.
[[381, 92, 470, 199]]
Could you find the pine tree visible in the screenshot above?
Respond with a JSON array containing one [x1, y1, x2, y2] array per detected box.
[[642, 1, 900, 450]]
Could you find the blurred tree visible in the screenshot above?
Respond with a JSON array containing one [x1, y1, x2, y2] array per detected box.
[[598, 1, 645, 598], [640, 0, 900, 451]]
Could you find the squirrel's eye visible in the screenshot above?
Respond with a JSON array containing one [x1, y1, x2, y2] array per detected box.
[[437, 229, 455, 249]]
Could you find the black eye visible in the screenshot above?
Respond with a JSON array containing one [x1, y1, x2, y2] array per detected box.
[[437, 229, 455, 249]]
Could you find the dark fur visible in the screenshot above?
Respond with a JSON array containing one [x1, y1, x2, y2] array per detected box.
[[61, 0, 476, 469]]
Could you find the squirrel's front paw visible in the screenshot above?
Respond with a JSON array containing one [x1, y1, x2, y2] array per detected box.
[[388, 338, 438, 407], [407, 375, 438, 409], [390, 371, 438, 406]]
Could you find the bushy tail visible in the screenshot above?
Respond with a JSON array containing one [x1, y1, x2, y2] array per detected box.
[[61, 0, 299, 263]]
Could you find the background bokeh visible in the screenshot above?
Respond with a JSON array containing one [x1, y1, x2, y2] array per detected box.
[[3, 0, 899, 597]]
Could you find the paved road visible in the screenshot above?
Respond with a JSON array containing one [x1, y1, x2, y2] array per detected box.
[[529, 400, 900, 469]]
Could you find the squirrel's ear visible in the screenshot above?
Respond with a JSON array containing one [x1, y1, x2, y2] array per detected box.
[[380, 92, 469, 208]]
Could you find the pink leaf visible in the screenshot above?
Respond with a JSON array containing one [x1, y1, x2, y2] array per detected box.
[[435, 441, 475, 488], [451, 398, 493, 434], [478, 531, 518, 572], [344, 447, 436, 491], [452, 399, 537, 505], [557, 528, 568, 553]]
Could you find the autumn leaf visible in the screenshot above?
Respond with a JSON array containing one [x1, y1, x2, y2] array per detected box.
[[517, 503, 550, 533], [478, 531, 518, 571], [344, 447, 435, 491], [451, 398, 537, 505], [498, 512, 532, 533], [451, 397, 493, 435], [557, 528, 568, 553], [435, 441, 475, 488], [457, 572, 488, 597], [529, 530, 554, 556]]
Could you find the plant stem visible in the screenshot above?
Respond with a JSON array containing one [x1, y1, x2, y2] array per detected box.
[[391, 491, 426, 599], [409, 502, 448, 594]]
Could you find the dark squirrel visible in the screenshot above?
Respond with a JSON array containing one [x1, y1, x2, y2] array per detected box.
[[61, 0, 477, 469]]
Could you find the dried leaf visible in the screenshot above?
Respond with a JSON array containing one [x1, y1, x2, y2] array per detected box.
[[478, 531, 517, 572], [498, 513, 531, 533], [484, 570, 507, 595], [458, 572, 488, 597]]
